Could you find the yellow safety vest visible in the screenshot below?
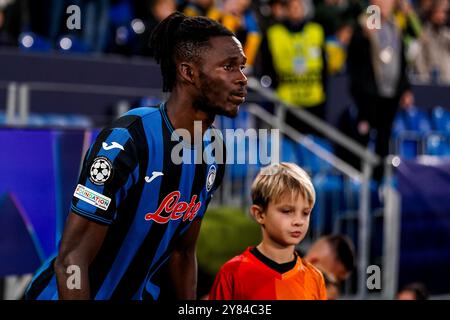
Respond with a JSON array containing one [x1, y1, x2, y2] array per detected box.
[[267, 22, 325, 107]]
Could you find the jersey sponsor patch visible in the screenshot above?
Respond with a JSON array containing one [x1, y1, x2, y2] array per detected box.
[[74, 184, 112, 211], [206, 165, 216, 192], [144, 191, 202, 223], [89, 157, 113, 185]]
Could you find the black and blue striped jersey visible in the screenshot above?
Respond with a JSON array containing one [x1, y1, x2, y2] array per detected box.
[[25, 103, 225, 300]]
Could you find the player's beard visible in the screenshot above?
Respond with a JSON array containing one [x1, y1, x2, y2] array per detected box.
[[195, 71, 239, 118]]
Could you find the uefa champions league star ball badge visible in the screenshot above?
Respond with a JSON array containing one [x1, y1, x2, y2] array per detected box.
[[206, 165, 216, 192], [89, 157, 113, 185]]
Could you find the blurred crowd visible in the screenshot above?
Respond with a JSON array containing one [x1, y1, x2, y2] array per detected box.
[[0, 0, 449, 86], [2, 0, 450, 179]]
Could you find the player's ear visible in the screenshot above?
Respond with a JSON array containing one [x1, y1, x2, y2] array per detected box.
[[250, 205, 265, 224], [178, 62, 197, 85]]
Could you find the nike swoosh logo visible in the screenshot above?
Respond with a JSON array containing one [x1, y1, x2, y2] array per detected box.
[[145, 171, 164, 183], [102, 142, 124, 151]]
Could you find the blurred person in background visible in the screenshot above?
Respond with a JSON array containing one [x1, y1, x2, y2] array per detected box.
[[414, 0, 450, 84], [417, 0, 435, 21], [347, 0, 413, 182], [183, 0, 222, 20], [324, 21, 353, 75], [181, 0, 262, 72], [147, 0, 177, 35], [260, 0, 327, 134], [394, 0, 423, 66], [313, 0, 362, 75], [397, 282, 429, 300], [322, 0, 366, 75], [252, 0, 286, 80], [220, 0, 262, 73], [134, 0, 177, 56], [304, 234, 355, 299], [268, 0, 287, 25], [394, 0, 423, 43], [313, 0, 348, 37], [313, 0, 355, 75]]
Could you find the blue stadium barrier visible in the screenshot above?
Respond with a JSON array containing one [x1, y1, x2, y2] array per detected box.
[[43, 114, 71, 126], [220, 108, 259, 179], [138, 97, 163, 108], [0, 113, 93, 128], [280, 137, 301, 163], [312, 174, 342, 236], [27, 114, 47, 126], [65, 115, 94, 127], [299, 135, 334, 174]]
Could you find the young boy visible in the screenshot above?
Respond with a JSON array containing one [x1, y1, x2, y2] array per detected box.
[[209, 162, 327, 300]]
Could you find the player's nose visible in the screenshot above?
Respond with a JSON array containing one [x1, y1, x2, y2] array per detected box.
[[293, 213, 306, 226], [236, 69, 248, 87], [292, 217, 302, 227]]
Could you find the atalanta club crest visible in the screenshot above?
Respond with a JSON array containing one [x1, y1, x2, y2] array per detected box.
[[89, 157, 113, 185], [206, 165, 216, 192]]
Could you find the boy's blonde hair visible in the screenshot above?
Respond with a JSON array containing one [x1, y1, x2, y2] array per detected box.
[[251, 162, 315, 210]]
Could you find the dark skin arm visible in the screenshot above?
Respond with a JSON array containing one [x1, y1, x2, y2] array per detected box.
[[54, 212, 108, 299], [168, 219, 202, 300]]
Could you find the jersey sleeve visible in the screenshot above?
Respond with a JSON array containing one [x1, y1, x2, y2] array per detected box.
[[209, 264, 234, 300], [71, 127, 139, 225]]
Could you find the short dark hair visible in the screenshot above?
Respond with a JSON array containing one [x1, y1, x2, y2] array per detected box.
[[149, 12, 234, 92], [399, 282, 429, 300], [326, 234, 355, 273]]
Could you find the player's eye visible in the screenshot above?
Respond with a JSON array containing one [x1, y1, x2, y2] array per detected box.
[[240, 65, 246, 71], [223, 64, 233, 71], [303, 210, 311, 216]]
